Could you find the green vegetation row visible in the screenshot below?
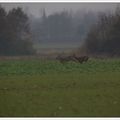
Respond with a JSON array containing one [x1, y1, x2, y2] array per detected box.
[[0, 58, 120, 75]]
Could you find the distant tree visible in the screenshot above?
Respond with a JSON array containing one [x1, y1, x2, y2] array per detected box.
[[73, 11, 98, 41], [30, 9, 98, 45], [31, 10, 77, 44], [46, 11, 74, 42], [0, 5, 8, 55], [7, 7, 35, 55], [0, 7, 35, 55], [84, 7, 120, 56]]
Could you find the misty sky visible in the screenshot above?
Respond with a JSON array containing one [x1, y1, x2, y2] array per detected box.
[[1, 3, 119, 17]]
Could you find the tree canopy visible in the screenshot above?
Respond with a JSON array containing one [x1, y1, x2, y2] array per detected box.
[[84, 7, 120, 57], [0, 6, 35, 56]]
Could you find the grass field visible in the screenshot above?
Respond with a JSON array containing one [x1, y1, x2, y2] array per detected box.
[[0, 58, 120, 117]]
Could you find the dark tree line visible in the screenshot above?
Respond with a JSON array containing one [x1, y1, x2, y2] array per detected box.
[[84, 7, 120, 57], [0, 6, 35, 56]]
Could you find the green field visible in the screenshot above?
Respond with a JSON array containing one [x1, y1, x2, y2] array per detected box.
[[0, 58, 120, 117]]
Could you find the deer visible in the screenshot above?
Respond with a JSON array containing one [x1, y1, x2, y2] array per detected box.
[[73, 54, 89, 64], [56, 54, 77, 63], [56, 54, 89, 64]]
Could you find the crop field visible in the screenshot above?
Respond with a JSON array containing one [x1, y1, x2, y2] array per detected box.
[[0, 58, 120, 117]]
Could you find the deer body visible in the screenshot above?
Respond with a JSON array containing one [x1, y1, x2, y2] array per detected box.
[[56, 55, 76, 63], [56, 54, 89, 64], [73, 55, 89, 63]]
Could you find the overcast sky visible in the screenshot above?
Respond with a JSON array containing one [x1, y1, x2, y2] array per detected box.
[[1, 3, 119, 17]]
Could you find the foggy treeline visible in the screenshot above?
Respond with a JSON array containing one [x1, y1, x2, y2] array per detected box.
[[0, 4, 120, 57], [30, 9, 97, 44]]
